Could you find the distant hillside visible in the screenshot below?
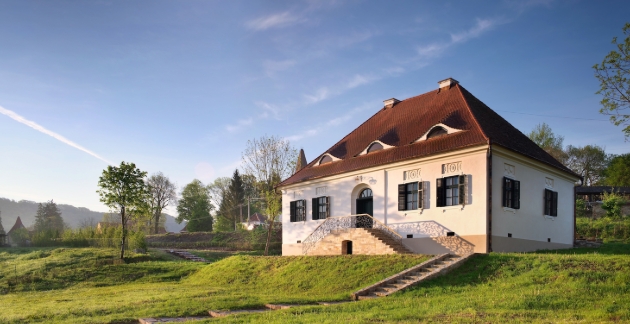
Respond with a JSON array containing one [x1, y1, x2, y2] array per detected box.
[[0, 198, 185, 233]]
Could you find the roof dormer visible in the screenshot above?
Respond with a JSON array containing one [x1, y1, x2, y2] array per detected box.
[[316, 153, 341, 166], [413, 123, 463, 143], [357, 140, 394, 156]]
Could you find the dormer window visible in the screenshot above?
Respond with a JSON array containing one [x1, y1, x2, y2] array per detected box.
[[357, 140, 394, 156], [319, 155, 333, 165], [426, 126, 447, 139], [367, 142, 383, 153], [413, 123, 464, 143]]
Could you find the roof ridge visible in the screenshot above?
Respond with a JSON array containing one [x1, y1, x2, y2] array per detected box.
[[454, 83, 490, 142]]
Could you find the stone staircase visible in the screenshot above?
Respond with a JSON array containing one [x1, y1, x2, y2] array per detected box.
[[351, 253, 474, 300], [364, 228, 413, 254], [165, 249, 209, 263]]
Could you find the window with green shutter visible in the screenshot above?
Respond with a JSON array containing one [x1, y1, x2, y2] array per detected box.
[[398, 182, 424, 211], [502, 177, 521, 209], [544, 189, 558, 217], [437, 175, 468, 207], [290, 199, 306, 222], [312, 196, 329, 220]]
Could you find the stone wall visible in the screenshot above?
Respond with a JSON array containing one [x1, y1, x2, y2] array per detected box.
[[307, 228, 398, 255], [590, 202, 630, 218]]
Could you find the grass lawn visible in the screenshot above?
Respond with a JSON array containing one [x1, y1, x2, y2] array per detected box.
[[0, 248, 428, 323], [1, 243, 629, 323]]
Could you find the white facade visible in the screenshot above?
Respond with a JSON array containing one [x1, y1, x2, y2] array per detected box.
[[281, 144, 578, 255]]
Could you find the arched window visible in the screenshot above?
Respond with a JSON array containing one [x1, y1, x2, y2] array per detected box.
[[359, 188, 373, 198], [367, 142, 383, 153], [426, 126, 447, 139], [319, 155, 333, 165]]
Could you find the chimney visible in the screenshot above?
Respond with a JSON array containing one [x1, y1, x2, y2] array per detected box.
[[383, 98, 400, 109], [295, 149, 307, 173], [438, 78, 459, 90]]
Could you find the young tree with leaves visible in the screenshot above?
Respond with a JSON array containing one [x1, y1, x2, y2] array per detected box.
[[602, 153, 630, 186], [594, 22, 630, 139], [564, 144, 609, 186], [97, 161, 148, 259], [146, 172, 177, 234], [242, 135, 297, 255], [176, 179, 214, 232], [528, 122, 568, 164]]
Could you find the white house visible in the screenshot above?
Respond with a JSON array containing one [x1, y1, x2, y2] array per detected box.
[[242, 213, 268, 230], [278, 78, 580, 256]]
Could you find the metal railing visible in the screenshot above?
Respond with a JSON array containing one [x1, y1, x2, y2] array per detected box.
[[301, 214, 403, 255]]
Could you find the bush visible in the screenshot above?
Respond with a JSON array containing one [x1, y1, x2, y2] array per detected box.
[[601, 191, 627, 219]]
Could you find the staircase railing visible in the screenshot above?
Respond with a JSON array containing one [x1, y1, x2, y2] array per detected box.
[[301, 214, 403, 255]]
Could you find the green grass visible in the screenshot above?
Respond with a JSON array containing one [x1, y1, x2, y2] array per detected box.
[[215, 243, 630, 323], [0, 247, 429, 323]]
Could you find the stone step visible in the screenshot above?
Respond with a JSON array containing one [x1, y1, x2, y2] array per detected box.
[[357, 294, 379, 300], [209, 309, 269, 318]]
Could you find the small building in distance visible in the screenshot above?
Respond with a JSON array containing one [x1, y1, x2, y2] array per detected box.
[[242, 213, 268, 230], [7, 216, 27, 246]]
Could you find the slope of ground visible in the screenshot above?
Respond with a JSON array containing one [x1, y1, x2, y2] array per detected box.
[[0, 248, 429, 323], [216, 243, 630, 323]]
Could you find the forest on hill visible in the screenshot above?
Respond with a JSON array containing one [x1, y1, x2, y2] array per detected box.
[[0, 198, 185, 233]]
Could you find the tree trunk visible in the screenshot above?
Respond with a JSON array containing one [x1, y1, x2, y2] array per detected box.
[[264, 217, 275, 256], [154, 207, 161, 235], [120, 206, 126, 259]]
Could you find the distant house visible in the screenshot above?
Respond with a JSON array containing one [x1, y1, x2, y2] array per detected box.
[[7, 216, 27, 246], [242, 213, 268, 230], [96, 221, 120, 234]]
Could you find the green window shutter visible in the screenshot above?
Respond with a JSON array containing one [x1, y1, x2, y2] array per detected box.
[[290, 201, 296, 222], [418, 181, 425, 209], [312, 198, 319, 220], [436, 178, 444, 207], [502, 177, 508, 207], [459, 175, 466, 205], [544, 189, 551, 215], [398, 184, 406, 210], [513, 180, 520, 209], [325, 196, 330, 218], [551, 191, 558, 216]]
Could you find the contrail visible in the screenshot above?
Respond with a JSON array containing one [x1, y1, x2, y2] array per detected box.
[[0, 105, 112, 165]]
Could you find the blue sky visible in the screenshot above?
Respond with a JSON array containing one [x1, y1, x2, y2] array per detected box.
[[0, 0, 628, 215]]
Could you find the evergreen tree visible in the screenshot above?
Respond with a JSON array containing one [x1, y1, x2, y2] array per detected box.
[[0, 210, 5, 234], [33, 200, 64, 234]]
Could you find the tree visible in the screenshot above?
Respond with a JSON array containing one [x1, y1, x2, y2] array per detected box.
[[0, 211, 5, 235], [528, 123, 568, 164], [207, 177, 231, 209], [242, 135, 297, 255], [602, 153, 630, 186], [146, 172, 177, 234], [594, 23, 630, 139], [220, 170, 246, 231], [97, 161, 148, 259], [564, 145, 609, 186], [176, 179, 214, 232], [33, 200, 65, 239]]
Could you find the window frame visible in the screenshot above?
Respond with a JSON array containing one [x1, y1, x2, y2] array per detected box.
[[398, 182, 424, 211], [544, 189, 558, 217], [290, 199, 306, 222], [502, 177, 521, 209], [436, 175, 467, 207], [312, 196, 330, 220]]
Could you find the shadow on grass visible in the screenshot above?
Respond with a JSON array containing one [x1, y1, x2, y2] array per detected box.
[[534, 242, 630, 255]]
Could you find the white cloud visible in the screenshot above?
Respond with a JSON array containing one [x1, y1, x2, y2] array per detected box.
[[286, 103, 372, 142], [346, 74, 378, 89], [225, 117, 253, 133], [416, 18, 499, 59], [256, 101, 282, 120], [246, 11, 303, 31], [0, 105, 112, 165], [304, 87, 330, 104]]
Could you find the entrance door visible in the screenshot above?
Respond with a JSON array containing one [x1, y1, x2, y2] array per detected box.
[[356, 188, 373, 228]]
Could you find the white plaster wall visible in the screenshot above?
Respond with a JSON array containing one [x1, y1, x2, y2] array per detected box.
[[491, 147, 577, 246], [280, 146, 488, 245], [384, 150, 488, 238]]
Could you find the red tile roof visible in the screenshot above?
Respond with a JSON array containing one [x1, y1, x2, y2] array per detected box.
[[279, 83, 577, 187], [7, 216, 25, 235]]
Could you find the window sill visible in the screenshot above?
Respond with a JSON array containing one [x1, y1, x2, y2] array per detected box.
[[402, 209, 424, 216], [503, 207, 517, 214], [442, 205, 465, 212], [543, 215, 557, 220]]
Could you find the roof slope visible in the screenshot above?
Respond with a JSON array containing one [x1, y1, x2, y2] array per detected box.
[[279, 83, 576, 187], [7, 216, 25, 235]]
